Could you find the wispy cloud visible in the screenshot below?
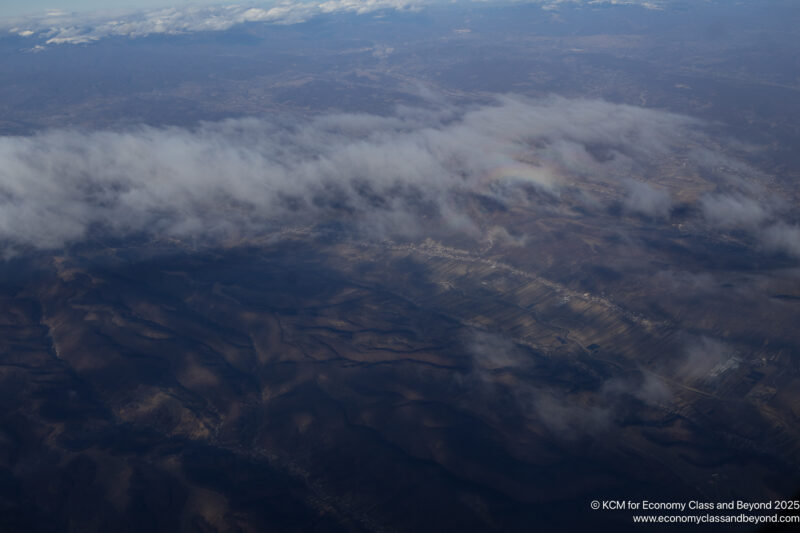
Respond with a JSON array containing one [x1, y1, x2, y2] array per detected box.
[[762, 223, 800, 258], [675, 336, 738, 383], [460, 328, 675, 439], [622, 179, 672, 218], [467, 330, 532, 370], [700, 193, 770, 229], [699, 191, 800, 258]]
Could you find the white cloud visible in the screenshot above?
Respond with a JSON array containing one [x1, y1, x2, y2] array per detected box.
[[700, 193, 770, 229], [698, 192, 800, 258], [623, 179, 672, 218], [0, 96, 702, 254], [3, 1, 425, 46], [1, 0, 672, 47], [544, 0, 665, 10], [0, 94, 794, 259]]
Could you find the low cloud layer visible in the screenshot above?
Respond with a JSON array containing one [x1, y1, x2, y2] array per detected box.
[[4, 1, 425, 46], [0, 95, 699, 254], [3, 0, 667, 47], [0, 94, 796, 258]]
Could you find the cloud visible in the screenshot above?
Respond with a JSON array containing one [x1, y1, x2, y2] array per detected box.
[[603, 372, 671, 406], [527, 370, 671, 438], [3, 1, 425, 46], [698, 192, 800, 258], [542, 0, 666, 11], [700, 193, 770, 229], [1, 0, 673, 47], [761, 223, 800, 258], [676, 336, 736, 382], [461, 328, 672, 439], [0, 95, 705, 255], [529, 390, 612, 436], [0, 92, 794, 258], [622, 179, 671, 218], [466, 330, 531, 370], [461, 329, 613, 437], [516, 373, 670, 438]]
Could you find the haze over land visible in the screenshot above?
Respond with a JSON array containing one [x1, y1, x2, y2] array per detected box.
[[0, 1, 799, 531]]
